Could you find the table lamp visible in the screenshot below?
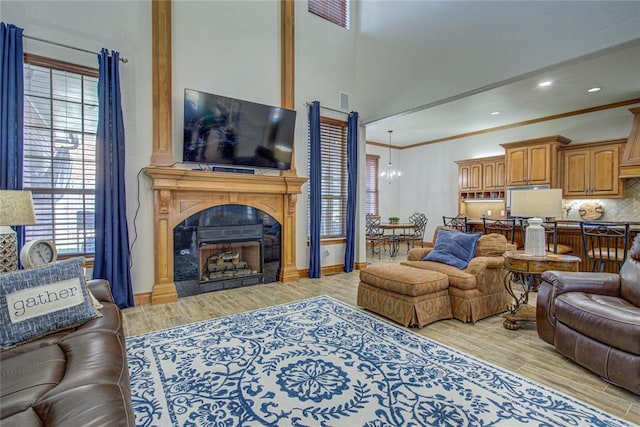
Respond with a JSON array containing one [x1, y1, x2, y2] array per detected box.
[[0, 190, 37, 273], [510, 188, 563, 256]]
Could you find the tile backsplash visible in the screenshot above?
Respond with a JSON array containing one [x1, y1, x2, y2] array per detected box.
[[563, 177, 640, 222]]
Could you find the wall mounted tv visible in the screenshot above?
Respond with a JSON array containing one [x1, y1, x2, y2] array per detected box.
[[183, 88, 296, 171]]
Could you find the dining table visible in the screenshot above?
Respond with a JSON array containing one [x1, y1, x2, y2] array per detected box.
[[379, 223, 416, 257]]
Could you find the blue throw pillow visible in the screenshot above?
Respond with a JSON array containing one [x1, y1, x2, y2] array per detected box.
[[423, 229, 482, 269], [0, 257, 101, 349]]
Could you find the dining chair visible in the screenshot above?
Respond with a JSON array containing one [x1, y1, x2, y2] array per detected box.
[[442, 215, 468, 232], [518, 219, 573, 254], [402, 212, 428, 250], [580, 222, 630, 272], [482, 218, 516, 244], [366, 214, 388, 259]]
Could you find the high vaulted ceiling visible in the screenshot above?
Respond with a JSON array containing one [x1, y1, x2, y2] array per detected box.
[[358, 1, 640, 148]]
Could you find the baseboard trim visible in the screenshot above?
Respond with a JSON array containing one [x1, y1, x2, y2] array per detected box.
[[354, 261, 368, 270], [298, 261, 368, 278], [134, 292, 152, 306], [298, 264, 343, 278]]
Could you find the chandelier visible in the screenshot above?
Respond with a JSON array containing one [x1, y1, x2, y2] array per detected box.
[[380, 130, 401, 183]]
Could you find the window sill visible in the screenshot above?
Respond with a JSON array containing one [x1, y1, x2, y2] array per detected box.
[[307, 238, 347, 246]]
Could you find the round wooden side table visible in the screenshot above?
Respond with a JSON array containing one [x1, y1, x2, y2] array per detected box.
[[502, 251, 581, 330]]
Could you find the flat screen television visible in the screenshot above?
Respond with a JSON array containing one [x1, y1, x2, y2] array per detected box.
[[183, 88, 296, 170]]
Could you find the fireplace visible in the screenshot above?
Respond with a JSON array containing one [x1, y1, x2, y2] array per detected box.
[[144, 166, 306, 304]]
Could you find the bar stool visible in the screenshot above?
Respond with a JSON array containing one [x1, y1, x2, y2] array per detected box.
[[442, 215, 468, 232], [482, 218, 516, 244], [580, 222, 630, 272], [519, 219, 573, 254]]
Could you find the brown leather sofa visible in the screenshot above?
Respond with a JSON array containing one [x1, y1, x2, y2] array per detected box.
[[401, 227, 515, 323], [1, 279, 135, 426], [537, 234, 640, 395]]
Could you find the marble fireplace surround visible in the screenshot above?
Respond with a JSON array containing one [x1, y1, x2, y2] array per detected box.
[[144, 166, 306, 304]]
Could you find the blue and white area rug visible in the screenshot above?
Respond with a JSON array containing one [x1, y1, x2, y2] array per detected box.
[[127, 296, 632, 426]]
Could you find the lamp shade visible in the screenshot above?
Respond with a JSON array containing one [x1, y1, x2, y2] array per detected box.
[[0, 190, 37, 226], [510, 188, 563, 219]]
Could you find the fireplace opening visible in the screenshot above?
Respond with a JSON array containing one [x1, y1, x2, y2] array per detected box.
[[198, 224, 263, 292], [173, 204, 280, 297], [200, 241, 261, 282]]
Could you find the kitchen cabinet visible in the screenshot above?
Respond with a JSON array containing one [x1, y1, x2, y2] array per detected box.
[[455, 155, 505, 217], [561, 139, 625, 198], [456, 155, 505, 198], [483, 157, 505, 189], [458, 162, 482, 191], [501, 135, 570, 187]]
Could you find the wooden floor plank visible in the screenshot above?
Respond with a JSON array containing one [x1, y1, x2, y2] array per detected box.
[[122, 254, 639, 423]]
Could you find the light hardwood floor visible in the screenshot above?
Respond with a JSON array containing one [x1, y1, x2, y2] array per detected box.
[[122, 253, 639, 424]]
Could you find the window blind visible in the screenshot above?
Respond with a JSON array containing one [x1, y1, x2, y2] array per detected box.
[[308, 0, 350, 29], [308, 117, 348, 239], [22, 55, 98, 257], [365, 154, 380, 215]]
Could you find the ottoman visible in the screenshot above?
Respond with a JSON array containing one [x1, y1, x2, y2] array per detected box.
[[358, 264, 451, 327]]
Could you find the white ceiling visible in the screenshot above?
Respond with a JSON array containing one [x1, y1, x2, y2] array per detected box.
[[360, 2, 640, 148]]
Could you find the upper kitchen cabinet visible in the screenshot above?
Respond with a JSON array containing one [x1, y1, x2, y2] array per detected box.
[[458, 161, 482, 191], [501, 136, 570, 187], [561, 139, 626, 198], [483, 156, 506, 190], [456, 155, 506, 201], [455, 155, 506, 218]]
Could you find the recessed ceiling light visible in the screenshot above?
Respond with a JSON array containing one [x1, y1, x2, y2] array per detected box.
[[538, 81, 553, 88], [587, 87, 602, 93], [490, 111, 501, 116]]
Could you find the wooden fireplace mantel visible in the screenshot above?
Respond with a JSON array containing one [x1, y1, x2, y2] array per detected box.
[[144, 166, 307, 304]]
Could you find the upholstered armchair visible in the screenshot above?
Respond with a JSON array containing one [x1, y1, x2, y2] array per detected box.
[[537, 234, 640, 395], [401, 227, 515, 323]]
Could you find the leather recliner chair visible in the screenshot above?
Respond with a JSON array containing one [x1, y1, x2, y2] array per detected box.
[[537, 234, 640, 395]]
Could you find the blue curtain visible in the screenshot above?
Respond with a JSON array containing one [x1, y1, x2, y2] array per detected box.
[[0, 22, 26, 249], [93, 49, 133, 308], [344, 112, 358, 272], [308, 101, 322, 278]]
